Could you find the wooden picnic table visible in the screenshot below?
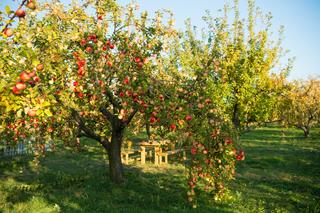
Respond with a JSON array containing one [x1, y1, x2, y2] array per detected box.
[[139, 141, 165, 165]]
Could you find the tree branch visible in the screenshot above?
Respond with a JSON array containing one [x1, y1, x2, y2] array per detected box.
[[105, 90, 121, 109], [99, 106, 116, 123], [2, 0, 28, 32], [124, 108, 138, 126], [71, 110, 110, 150]]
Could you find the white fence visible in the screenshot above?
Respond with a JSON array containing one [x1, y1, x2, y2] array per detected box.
[[0, 141, 54, 157]]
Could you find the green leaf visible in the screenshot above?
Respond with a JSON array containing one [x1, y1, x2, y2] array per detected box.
[[5, 6, 11, 16]]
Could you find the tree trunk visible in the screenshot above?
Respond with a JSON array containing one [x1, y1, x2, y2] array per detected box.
[[107, 127, 124, 184], [146, 121, 151, 141], [302, 127, 310, 138], [232, 103, 240, 130]]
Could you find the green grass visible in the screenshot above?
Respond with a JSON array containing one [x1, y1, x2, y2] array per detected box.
[[0, 127, 319, 212]]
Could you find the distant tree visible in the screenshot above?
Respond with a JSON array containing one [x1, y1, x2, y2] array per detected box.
[[200, 0, 290, 131], [280, 78, 320, 137]]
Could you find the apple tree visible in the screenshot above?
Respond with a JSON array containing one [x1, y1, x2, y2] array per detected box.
[[0, 0, 243, 205], [189, 0, 290, 131], [280, 79, 320, 137]]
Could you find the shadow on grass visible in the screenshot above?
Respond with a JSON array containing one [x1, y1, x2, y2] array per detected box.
[[0, 142, 230, 213], [232, 127, 320, 212], [1, 128, 320, 212]]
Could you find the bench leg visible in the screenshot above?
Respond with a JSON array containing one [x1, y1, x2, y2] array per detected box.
[[141, 147, 146, 164], [165, 155, 168, 164], [155, 154, 159, 165], [154, 148, 159, 165], [125, 154, 129, 165]]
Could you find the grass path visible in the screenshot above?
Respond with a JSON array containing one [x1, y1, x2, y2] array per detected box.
[[0, 127, 319, 212]]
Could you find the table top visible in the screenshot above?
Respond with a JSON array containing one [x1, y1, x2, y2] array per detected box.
[[139, 141, 161, 146]]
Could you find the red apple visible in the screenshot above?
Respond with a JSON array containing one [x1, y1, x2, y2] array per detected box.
[[3, 28, 13, 37], [205, 159, 210, 165], [236, 150, 245, 161], [20, 71, 31, 82], [36, 64, 44, 71], [33, 76, 40, 82], [134, 57, 141, 63], [170, 123, 177, 131], [150, 116, 157, 124], [197, 103, 204, 109], [123, 77, 129, 85], [89, 34, 97, 40], [15, 9, 26, 18], [119, 91, 125, 97], [205, 98, 212, 104], [78, 68, 85, 76], [191, 147, 197, 155], [125, 90, 132, 97], [73, 81, 79, 87], [225, 137, 233, 145], [77, 60, 86, 68], [16, 82, 27, 90], [78, 92, 84, 98], [80, 39, 87, 46], [73, 51, 79, 58], [185, 115, 192, 121], [137, 62, 144, 69], [12, 86, 21, 94], [86, 46, 93, 53], [28, 70, 36, 78], [26, 1, 36, 10], [27, 109, 37, 117], [107, 61, 113, 67], [29, 80, 35, 86], [109, 43, 115, 49]]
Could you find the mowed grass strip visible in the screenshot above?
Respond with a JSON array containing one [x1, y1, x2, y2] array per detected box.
[[0, 127, 319, 213]]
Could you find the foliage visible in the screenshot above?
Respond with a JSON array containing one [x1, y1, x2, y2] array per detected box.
[[0, 0, 243, 206], [181, 0, 290, 130], [279, 78, 320, 137]]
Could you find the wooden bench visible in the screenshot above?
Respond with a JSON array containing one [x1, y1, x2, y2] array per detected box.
[[157, 148, 186, 164], [121, 150, 135, 165]]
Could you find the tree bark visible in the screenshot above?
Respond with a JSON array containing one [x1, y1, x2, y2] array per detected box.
[[146, 121, 151, 140], [302, 127, 310, 138], [107, 126, 125, 184], [232, 102, 240, 130]]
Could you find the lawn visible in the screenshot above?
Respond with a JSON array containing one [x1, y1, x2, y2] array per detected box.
[[0, 127, 319, 213]]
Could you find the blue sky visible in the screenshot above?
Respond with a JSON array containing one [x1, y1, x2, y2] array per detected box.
[[1, 0, 319, 80]]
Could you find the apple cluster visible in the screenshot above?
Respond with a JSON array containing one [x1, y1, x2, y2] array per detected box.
[[12, 64, 43, 96]]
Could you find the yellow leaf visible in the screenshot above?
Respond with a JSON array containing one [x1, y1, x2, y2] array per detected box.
[[32, 59, 41, 67], [44, 109, 53, 117]]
